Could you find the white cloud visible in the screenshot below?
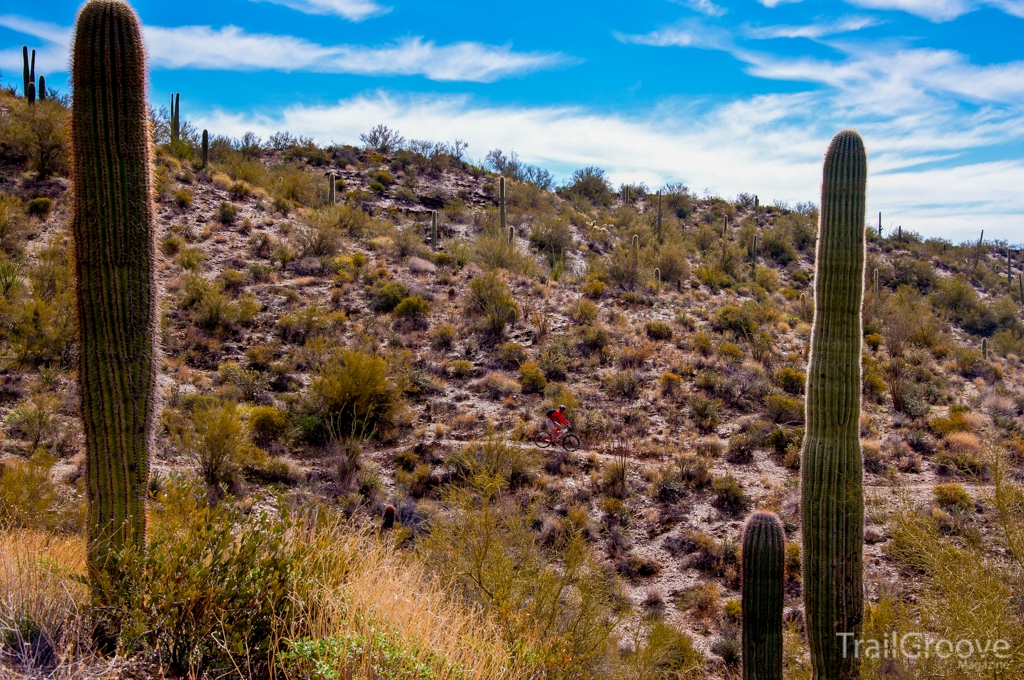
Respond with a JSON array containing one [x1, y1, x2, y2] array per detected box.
[[671, 0, 729, 17], [745, 16, 880, 39], [0, 16, 568, 83], [251, 0, 389, 21], [143, 26, 567, 82], [757, 0, 807, 7], [843, 0, 1024, 21], [194, 91, 1024, 243], [615, 22, 730, 50]]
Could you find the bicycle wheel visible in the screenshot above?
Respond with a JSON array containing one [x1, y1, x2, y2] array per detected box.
[[562, 434, 581, 452], [535, 431, 552, 448]]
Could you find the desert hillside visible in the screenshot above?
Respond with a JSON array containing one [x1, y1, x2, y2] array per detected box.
[[1, 85, 1023, 680]]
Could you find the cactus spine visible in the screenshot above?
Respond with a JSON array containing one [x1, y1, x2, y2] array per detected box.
[[71, 0, 157, 582], [170, 92, 180, 142], [431, 211, 438, 249], [499, 176, 506, 233], [802, 129, 866, 680], [742, 510, 785, 680], [201, 129, 209, 168]]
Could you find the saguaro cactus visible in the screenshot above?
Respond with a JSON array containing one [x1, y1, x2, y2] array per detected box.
[[656, 190, 663, 240], [431, 211, 438, 249], [802, 129, 866, 680], [71, 0, 157, 581], [170, 92, 180, 142], [201, 129, 209, 168], [499, 176, 506, 233], [742, 510, 785, 680], [22, 46, 35, 101], [37, 75, 46, 101]]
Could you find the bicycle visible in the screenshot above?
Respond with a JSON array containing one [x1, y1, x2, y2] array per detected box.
[[535, 426, 580, 452]]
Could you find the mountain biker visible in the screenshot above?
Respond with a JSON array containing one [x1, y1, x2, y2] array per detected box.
[[545, 405, 570, 438]]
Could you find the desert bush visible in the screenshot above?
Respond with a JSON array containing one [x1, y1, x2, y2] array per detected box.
[[97, 478, 297, 676], [393, 295, 430, 321], [172, 402, 252, 490], [0, 98, 69, 179], [0, 195, 28, 254], [582, 279, 605, 299], [689, 395, 723, 432], [307, 349, 399, 440], [249, 405, 289, 448], [0, 452, 82, 532], [645, 321, 672, 340], [570, 299, 599, 325], [498, 341, 528, 368], [764, 394, 804, 424], [430, 324, 456, 350], [773, 366, 806, 394], [604, 370, 643, 400], [933, 483, 973, 511], [466, 271, 519, 336], [520, 362, 547, 394], [678, 454, 713, 488], [578, 323, 610, 354], [560, 166, 612, 204], [217, 201, 238, 225], [711, 474, 748, 513], [371, 280, 408, 313], [607, 242, 644, 290]]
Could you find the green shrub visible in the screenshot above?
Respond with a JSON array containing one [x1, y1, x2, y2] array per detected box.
[[218, 201, 239, 224], [430, 323, 456, 350], [933, 483, 972, 511], [160, 235, 184, 256], [99, 478, 297, 676], [308, 349, 399, 440], [371, 280, 408, 312], [764, 394, 804, 424], [578, 323, 610, 353], [520, 361, 547, 393], [582, 279, 605, 299], [774, 366, 806, 395], [711, 474, 748, 513], [175, 246, 205, 271], [0, 452, 82, 532], [0, 194, 29, 253], [26, 197, 54, 219], [448, 359, 475, 379], [393, 295, 430, 319], [678, 454, 713, 488], [249, 406, 289, 448], [645, 321, 673, 340], [498, 341, 528, 368], [172, 402, 252, 489], [689, 395, 723, 432], [604, 369, 643, 400], [570, 299, 599, 325], [172, 188, 193, 209]]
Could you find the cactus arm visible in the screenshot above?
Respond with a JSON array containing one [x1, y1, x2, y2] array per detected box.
[[801, 129, 866, 680]]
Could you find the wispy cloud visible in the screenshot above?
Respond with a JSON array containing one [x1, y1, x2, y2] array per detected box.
[[671, 0, 728, 17], [843, 0, 1024, 21], [195, 91, 1024, 242], [757, 0, 807, 8], [615, 22, 730, 50], [745, 16, 880, 40], [0, 16, 568, 83], [250, 0, 389, 21]]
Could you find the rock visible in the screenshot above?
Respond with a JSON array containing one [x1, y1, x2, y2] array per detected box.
[[408, 256, 436, 274]]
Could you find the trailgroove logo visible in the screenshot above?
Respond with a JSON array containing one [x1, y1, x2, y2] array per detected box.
[[838, 632, 1012, 668]]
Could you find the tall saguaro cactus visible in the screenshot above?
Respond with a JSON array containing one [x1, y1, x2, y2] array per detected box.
[[742, 510, 785, 680], [71, 0, 157, 582], [170, 92, 180, 142], [802, 129, 866, 680], [499, 176, 506, 233], [201, 129, 209, 168], [22, 46, 35, 101]]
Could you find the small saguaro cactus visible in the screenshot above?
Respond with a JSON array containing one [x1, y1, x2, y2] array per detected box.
[[431, 211, 438, 249], [71, 0, 158, 584], [326, 171, 337, 204], [983, 338, 988, 359], [37, 75, 46, 101], [742, 510, 785, 680], [1019, 272, 1023, 303], [499, 176, 506, 233], [201, 129, 209, 168], [802, 129, 866, 680], [170, 92, 180, 142]]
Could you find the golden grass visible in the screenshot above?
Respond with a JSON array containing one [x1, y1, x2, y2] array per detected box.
[[285, 521, 529, 680]]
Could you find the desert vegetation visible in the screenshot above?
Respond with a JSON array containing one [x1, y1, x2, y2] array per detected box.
[[1, 3, 1024, 679]]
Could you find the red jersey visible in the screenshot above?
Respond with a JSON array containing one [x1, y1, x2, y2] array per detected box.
[[551, 410, 569, 427]]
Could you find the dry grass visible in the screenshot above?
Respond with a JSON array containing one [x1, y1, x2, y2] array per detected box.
[[286, 521, 530, 680]]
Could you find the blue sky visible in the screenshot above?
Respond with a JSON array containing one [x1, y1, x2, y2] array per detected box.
[[2, 0, 1023, 242]]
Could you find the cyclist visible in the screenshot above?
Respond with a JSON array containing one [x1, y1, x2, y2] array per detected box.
[[546, 405, 570, 439]]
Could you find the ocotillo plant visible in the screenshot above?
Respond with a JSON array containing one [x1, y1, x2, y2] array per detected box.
[[201, 129, 209, 168], [72, 0, 158, 584], [742, 510, 785, 680], [431, 211, 438, 249], [499, 176, 506, 233], [802, 129, 866, 680], [170, 92, 180, 142]]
